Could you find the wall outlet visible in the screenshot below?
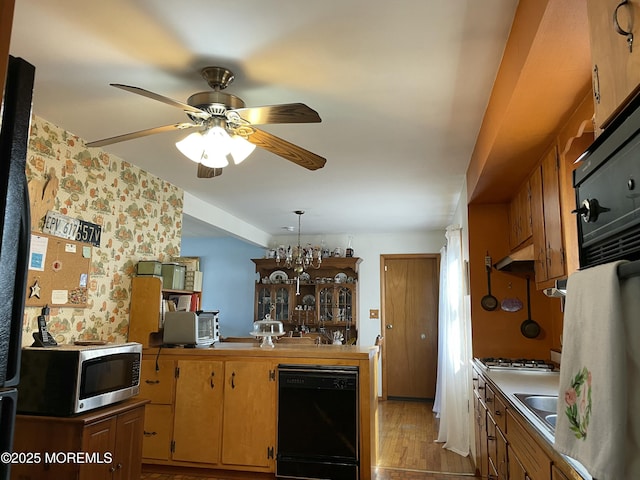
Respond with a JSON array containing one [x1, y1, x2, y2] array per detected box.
[[369, 309, 379, 319]]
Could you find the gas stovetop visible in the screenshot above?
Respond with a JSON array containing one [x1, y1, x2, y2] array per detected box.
[[477, 357, 556, 372]]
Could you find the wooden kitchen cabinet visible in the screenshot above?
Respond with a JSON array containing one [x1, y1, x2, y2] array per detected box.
[[139, 358, 175, 461], [551, 464, 571, 480], [587, 0, 640, 131], [506, 408, 551, 480], [530, 146, 565, 287], [140, 345, 377, 479], [82, 406, 145, 480], [12, 398, 148, 480], [221, 359, 276, 469], [129, 276, 202, 348], [140, 355, 277, 473], [172, 360, 224, 464], [485, 384, 508, 480], [252, 257, 361, 338], [472, 369, 489, 477], [508, 178, 533, 250]]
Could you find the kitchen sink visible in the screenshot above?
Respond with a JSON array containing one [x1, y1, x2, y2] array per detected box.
[[545, 414, 557, 428], [521, 395, 558, 413], [514, 393, 559, 432]]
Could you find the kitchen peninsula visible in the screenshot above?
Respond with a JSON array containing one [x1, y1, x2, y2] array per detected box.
[[139, 342, 378, 479]]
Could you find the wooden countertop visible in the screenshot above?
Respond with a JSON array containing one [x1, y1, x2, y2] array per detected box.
[[144, 342, 378, 361]]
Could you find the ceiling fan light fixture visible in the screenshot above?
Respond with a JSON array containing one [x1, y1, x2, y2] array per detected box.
[[175, 131, 207, 163], [200, 150, 229, 169], [229, 135, 256, 165]]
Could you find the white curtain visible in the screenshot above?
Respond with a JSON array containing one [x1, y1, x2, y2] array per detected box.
[[433, 225, 472, 456]]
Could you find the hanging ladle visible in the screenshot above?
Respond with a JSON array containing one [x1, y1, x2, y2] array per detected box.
[[480, 255, 499, 311]]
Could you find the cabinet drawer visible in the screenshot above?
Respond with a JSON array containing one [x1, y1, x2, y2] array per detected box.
[[492, 391, 507, 432], [142, 404, 173, 460], [485, 384, 506, 431], [506, 409, 551, 480], [140, 359, 175, 404]]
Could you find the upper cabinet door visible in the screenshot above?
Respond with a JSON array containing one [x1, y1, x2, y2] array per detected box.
[[588, 0, 640, 131]]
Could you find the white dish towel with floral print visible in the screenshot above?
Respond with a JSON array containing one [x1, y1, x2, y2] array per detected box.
[[554, 260, 640, 480]]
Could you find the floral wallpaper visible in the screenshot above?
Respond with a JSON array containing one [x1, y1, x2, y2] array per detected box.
[[23, 115, 183, 345]]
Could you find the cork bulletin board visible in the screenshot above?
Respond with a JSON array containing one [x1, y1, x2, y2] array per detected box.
[[26, 232, 92, 308]]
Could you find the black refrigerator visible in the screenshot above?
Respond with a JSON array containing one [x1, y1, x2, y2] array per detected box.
[[0, 55, 35, 480]]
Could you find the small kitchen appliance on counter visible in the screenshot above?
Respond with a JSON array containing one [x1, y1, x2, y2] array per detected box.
[[18, 342, 142, 416], [163, 310, 219, 347]]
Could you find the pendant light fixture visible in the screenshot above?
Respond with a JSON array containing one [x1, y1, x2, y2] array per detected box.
[[276, 210, 322, 275]]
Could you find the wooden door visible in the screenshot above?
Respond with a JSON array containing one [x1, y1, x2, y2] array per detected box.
[[81, 416, 117, 480], [221, 360, 275, 469], [112, 407, 145, 480], [382, 255, 439, 399], [172, 360, 224, 464]]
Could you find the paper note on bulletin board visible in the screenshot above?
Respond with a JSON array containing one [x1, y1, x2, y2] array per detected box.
[[26, 232, 91, 308]]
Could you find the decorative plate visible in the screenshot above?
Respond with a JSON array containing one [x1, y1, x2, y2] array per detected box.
[[302, 294, 316, 306], [334, 272, 348, 283], [269, 270, 289, 283], [299, 272, 311, 282]]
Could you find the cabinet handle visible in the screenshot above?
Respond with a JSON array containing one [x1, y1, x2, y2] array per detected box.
[[145, 379, 160, 384], [486, 397, 493, 403], [495, 409, 502, 416], [109, 466, 116, 473], [593, 65, 601, 104], [231, 371, 236, 389], [210, 371, 215, 389], [613, 0, 634, 52], [143, 430, 157, 437]]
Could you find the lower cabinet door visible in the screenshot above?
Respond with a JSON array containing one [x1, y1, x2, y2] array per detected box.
[[81, 416, 118, 480], [172, 360, 224, 464], [142, 404, 173, 460], [221, 360, 276, 469]]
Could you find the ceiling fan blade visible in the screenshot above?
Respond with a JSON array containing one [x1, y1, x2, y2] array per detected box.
[[86, 123, 197, 148], [231, 103, 321, 125], [111, 84, 209, 118], [247, 128, 326, 171], [197, 164, 224, 178]]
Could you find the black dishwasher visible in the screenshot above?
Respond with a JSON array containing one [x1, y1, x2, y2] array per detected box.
[[277, 364, 359, 480]]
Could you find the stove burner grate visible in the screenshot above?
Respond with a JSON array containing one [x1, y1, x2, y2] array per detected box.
[[478, 357, 555, 371]]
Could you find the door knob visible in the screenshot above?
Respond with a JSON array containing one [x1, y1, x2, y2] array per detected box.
[[386, 324, 393, 329]]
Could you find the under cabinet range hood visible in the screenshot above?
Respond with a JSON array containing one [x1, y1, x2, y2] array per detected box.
[[493, 244, 535, 273]]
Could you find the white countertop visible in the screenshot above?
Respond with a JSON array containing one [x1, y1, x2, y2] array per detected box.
[[477, 364, 592, 480]]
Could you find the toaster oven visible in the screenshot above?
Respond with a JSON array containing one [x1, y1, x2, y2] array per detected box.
[[163, 311, 219, 347]]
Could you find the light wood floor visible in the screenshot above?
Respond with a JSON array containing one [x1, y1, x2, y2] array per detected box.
[[140, 399, 477, 480]]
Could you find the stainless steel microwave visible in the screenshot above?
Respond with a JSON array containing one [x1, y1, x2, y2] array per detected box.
[[17, 342, 141, 416]]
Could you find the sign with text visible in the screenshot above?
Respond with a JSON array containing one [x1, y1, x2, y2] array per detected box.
[[42, 210, 101, 247]]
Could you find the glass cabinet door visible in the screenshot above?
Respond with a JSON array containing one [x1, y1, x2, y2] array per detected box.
[[256, 286, 272, 321], [336, 286, 352, 322], [318, 287, 333, 322], [274, 286, 290, 321]]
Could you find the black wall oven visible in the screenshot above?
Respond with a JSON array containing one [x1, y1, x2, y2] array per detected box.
[[574, 94, 640, 268], [277, 364, 359, 480]]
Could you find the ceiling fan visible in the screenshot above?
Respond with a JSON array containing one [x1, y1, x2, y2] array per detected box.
[[86, 66, 326, 178]]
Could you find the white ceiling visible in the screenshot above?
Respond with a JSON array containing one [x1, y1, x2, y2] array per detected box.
[[9, 0, 519, 240]]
